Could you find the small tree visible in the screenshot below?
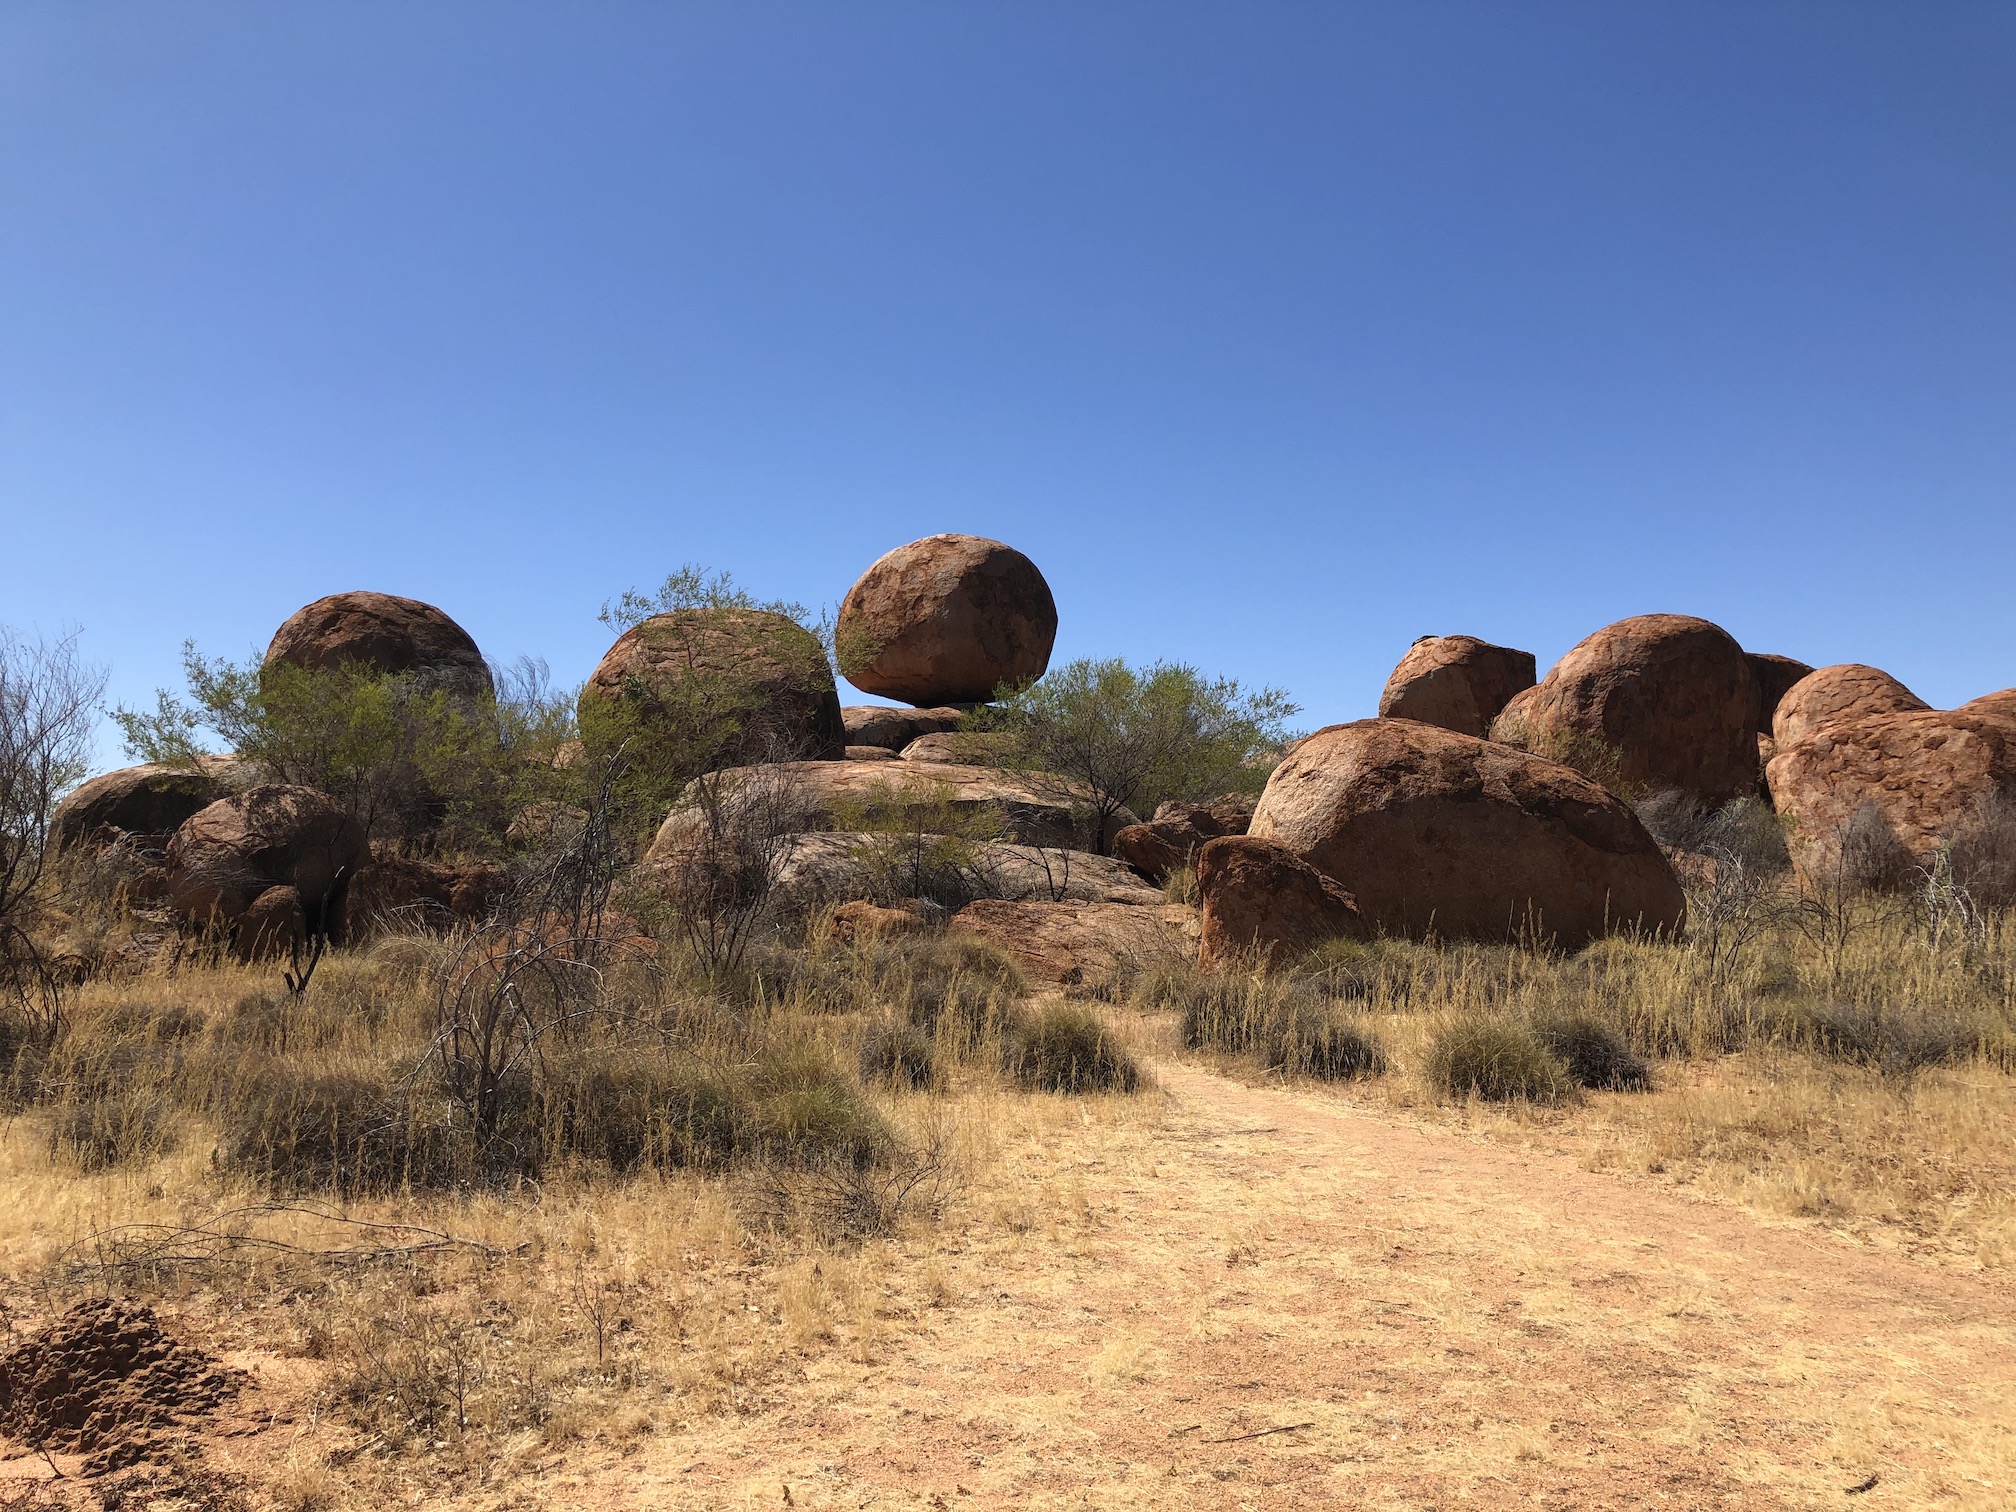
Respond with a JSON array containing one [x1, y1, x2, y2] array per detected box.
[[0, 628, 107, 1044], [981, 658, 1298, 853], [114, 644, 576, 847]]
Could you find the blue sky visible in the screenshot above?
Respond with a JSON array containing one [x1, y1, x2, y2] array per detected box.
[[3, 2, 2012, 764]]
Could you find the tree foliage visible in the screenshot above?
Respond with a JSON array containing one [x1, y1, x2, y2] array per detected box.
[[0, 627, 106, 1040], [114, 644, 577, 847], [980, 658, 1298, 852]]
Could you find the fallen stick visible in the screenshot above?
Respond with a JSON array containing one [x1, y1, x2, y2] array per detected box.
[[1205, 1422, 1314, 1445]]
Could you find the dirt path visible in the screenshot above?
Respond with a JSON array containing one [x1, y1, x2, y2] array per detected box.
[[461, 1065, 2016, 1508]]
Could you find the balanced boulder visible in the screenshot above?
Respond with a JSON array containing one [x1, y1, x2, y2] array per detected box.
[[1251, 720, 1684, 946], [1196, 836, 1370, 968], [266, 591, 492, 698], [49, 765, 222, 852], [582, 609, 846, 765], [1489, 614, 1758, 803], [1765, 710, 2016, 888], [1771, 664, 1928, 747], [165, 786, 371, 933], [1378, 635, 1536, 738], [841, 705, 967, 750], [837, 535, 1057, 705]]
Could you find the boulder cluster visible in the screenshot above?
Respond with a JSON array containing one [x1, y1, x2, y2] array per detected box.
[[53, 544, 2014, 983]]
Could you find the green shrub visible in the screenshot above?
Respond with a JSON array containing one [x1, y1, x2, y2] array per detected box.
[[1005, 1005, 1141, 1093], [1425, 1020, 1570, 1103], [1533, 1014, 1651, 1091]]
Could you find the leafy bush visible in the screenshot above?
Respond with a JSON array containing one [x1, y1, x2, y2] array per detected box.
[[1004, 1004, 1141, 1093], [1532, 1014, 1651, 1091], [977, 657, 1298, 852], [1425, 1020, 1570, 1103]]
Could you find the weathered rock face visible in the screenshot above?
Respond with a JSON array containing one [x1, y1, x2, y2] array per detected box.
[[826, 899, 932, 946], [646, 761, 1127, 859], [1488, 614, 1758, 803], [1112, 818, 1207, 880], [845, 745, 899, 762], [265, 591, 492, 698], [950, 899, 1195, 988], [1196, 836, 1369, 968], [841, 705, 968, 750], [736, 832, 1163, 915], [1765, 711, 2016, 887], [1771, 664, 1928, 747], [343, 858, 506, 940], [1156, 794, 1256, 836], [234, 886, 306, 964], [1378, 636, 1537, 738], [50, 765, 222, 851], [1251, 720, 1684, 947], [1956, 689, 2016, 726], [165, 786, 372, 931], [837, 535, 1057, 706], [899, 731, 1018, 765], [1114, 794, 1261, 881], [582, 609, 846, 765], [1746, 653, 1815, 736]]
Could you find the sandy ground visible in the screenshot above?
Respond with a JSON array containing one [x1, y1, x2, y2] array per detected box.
[[369, 1060, 2014, 1511]]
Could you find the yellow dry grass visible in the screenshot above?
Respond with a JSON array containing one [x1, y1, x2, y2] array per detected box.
[[0, 898, 2010, 1508]]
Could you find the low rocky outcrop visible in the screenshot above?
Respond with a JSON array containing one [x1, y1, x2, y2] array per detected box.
[[582, 608, 846, 765], [846, 745, 898, 762], [265, 591, 492, 699], [1771, 664, 1928, 747], [343, 857, 507, 940], [1957, 689, 2016, 726], [1113, 794, 1259, 880], [1378, 635, 1536, 738], [1251, 720, 1684, 947], [1196, 836, 1369, 968], [50, 765, 222, 852], [899, 731, 1018, 764], [841, 705, 968, 750], [165, 786, 372, 933], [950, 899, 1195, 988], [1489, 614, 1758, 803], [682, 832, 1162, 916], [825, 899, 932, 945], [837, 535, 1057, 706], [1765, 710, 2016, 887], [645, 761, 1128, 859]]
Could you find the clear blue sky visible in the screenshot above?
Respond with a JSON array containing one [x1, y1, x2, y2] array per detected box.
[[4, 2, 2012, 766]]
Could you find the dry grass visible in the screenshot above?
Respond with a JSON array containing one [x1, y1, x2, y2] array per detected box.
[[1126, 895, 2016, 1270], [1, 883, 2012, 1504]]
